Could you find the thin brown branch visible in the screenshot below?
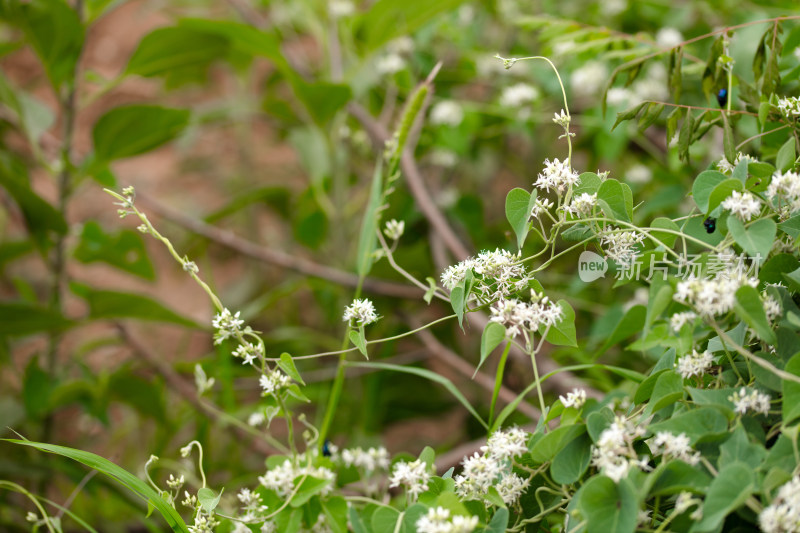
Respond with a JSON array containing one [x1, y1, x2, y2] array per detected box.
[[117, 323, 282, 455], [347, 102, 471, 261], [137, 193, 421, 300]]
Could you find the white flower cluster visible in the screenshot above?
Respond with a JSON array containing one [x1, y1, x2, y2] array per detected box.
[[499, 83, 539, 108], [591, 414, 648, 483], [656, 27, 684, 48], [674, 491, 703, 520], [559, 388, 587, 409], [440, 249, 532, 300], [188, 513, 219, 533], [776, 96, 800, 117], [670, 311, 697, 332], [564, 192, 597, 217], [721, 190, 762, 221], [384, 219, 405, 240], [600, 229, 645, 266], [571, 61, 607, 99], [212, 308, 245, 345], [530, 198, 554, 219], [237, 488, 268, 521], [534, 158, 580, 195], [416, 507, 479, 533], [341, 446, 391, 473], [455, 427, 530, 505], [648, 431, 700, 465], [489, 294, 564, 338], [389, 459, 430, 500], [764, 293, 782, 322], [430, 101, 465, 127], [258, 459, 336, 498], [759, 476, 800, 533], [675, 349, 714, 379], [233, 342, 263, 366], [716, 152, 754, 174], [767, 171, 800, 213], [259, 370, 292, 396], [728, 387, 771, 416], [343, 298, 379, 326], [674, 270, 758, 317], [552, 109, 571, 128]]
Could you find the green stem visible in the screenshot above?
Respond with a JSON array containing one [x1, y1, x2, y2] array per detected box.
[[489, 342, 512, 428]]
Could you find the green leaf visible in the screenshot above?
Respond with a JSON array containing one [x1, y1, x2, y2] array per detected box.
[[290, 476, 330, 507], [650, 460, 711, 496], [645, 371, 684, 415], [347, 362, 487, 429], [727, 216, 776, 264], [776, 137, 796, 172], [734, 285, 776, 344], [70, 283, 199, 328], [478, 322, 506, 374], [692, 171, 728, 213], [355, 159, 384, 277], [4, 440, 189, 532], [577, 476, 637, 533], [4, 0, 84, 89], [23, 357, 54, 418], [278, 353, 305, 386], [778, 215, 800, 239], [596, 305, 646, 355], [125, 26, 229, 78], [597, 178, 631, 222], [357, 0, 468, 52], [638, 102, 664, 132], [550, 433, 592, 484], [92, 105, 190, 162], [644, 282, 673, 335], [575, 172, 603, 195], [449, 271, 473, 329], [718, 424, 765, 470], [650, 217, 680, 248], [708, 178, 744, 215], [648, 407, 727, 444], [322, 497, 348, 533], [197, 487, 222, 512], [686, 387, 735, 420], [530, 424, 586, 463], [542, 300, 577, 347], [0, 159, 67, 246], [485, 508, 509, 533], [349, 329, 368, 358], [0, 302, 72, 336], [612, 101, 648, 130], [73, 221, 155, 279], [690, 462, 753, 533], [505, 188, 536, 249], [288, 77, 352, 127], [782, 352, 800, 424], [370, 506, 401, 533]]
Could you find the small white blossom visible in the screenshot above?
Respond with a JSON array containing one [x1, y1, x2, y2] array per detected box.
[[675, 349, 714, 379], [441, 249, 532, 300], [559, 388, 587, 409], [674, 491, 700, 515], [607, 87, 632, 107], [376, 53, 405, 75], [591, 414, 648, 483], [534, 158, 580, 195], [248, 411, 265, 427], [729, 387, 771, 416], [656, 27, 684, 48], [454, 452, 503, 499], [384, 219, 405, 240], [481, 427, 529, 460], [600, 229, 645, 266], [343, 298, 379, 326], [430, 101, 464, 127], [764, 294, 782, 322], [212, 308, 245, 344], [258, 459, 335, 498], [759, 475, 800, 533], [571, 61, 608, 99], [776, 96, 800, 117], [670, 311, 697, 333], [530, 198, 554, 219], [489, 295, 563, 338], [626, 164, 652, 184], [499, 83, 539, 107], [341, 446, 390, 473], [767, 170, 800, 213], [552, 109, 570, 127], [564, 192, 597, 217], [648, 431, 700, 465], [721, 190, 762, 221], [233, 342, 263, 366], [416, 507, 478, 533], [329, 0, 355, 17], [674, 268, 759, 317], [166, 474, 184, 490], [496, 472, 529, 505], [259, 370, 292, 396], [717, 152, 755, 175], [389, 459, 430, 500]]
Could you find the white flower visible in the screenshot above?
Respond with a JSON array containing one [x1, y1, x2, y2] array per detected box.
[[670, 311, 697, 332], [233, 342, 262, 366], [721, 190, 762, 221], [552, 109, 570, 128], [759, 475, 800, 533], [590, 414, 648, 483], [564, 193, 597, 217], [627, 164, 652, 184], [570, 61, 607, 99], [674, 491, 700, 515], [440, 248, 532, 300], [559, 388, 587, 409], [675, 350, 714, 379], [376, 53, 405, 75], [416, 507, 478, 533], [499, 83, 539, 107], [534, 158, 580, 195], [496, 472, 529, 505], [343, 298, 379, 326], [430, 149, 458, 167], [389, 459, 430, 500], [776, 96, 800, 117], [258, 459, 335, 498], [329, 0, 354, 17], [600, 229, 645, 266], [607, 87, 632, 107], [656, 28, 684, 48], [259, 370, 291, 396], [489, 296, 563, 337], [729, 387, 771, 416], [166, 474, 184, 489], [674, 268, 759, 317], [454, 452, 502, 499], [341, 446, 390, 473], [387, 37, 414, 55], [648, 431, 700, 465], [384, 219, 405, 240], [767, 170, 800, 213], [430, 101, 464, 127], [764, 294, 782, 322], [212, 308, 245, 344], [481, 427, 529, 460], [530, 198, 554, 219], [248, 411, 265, 427], [717, 152, 754, 175]]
